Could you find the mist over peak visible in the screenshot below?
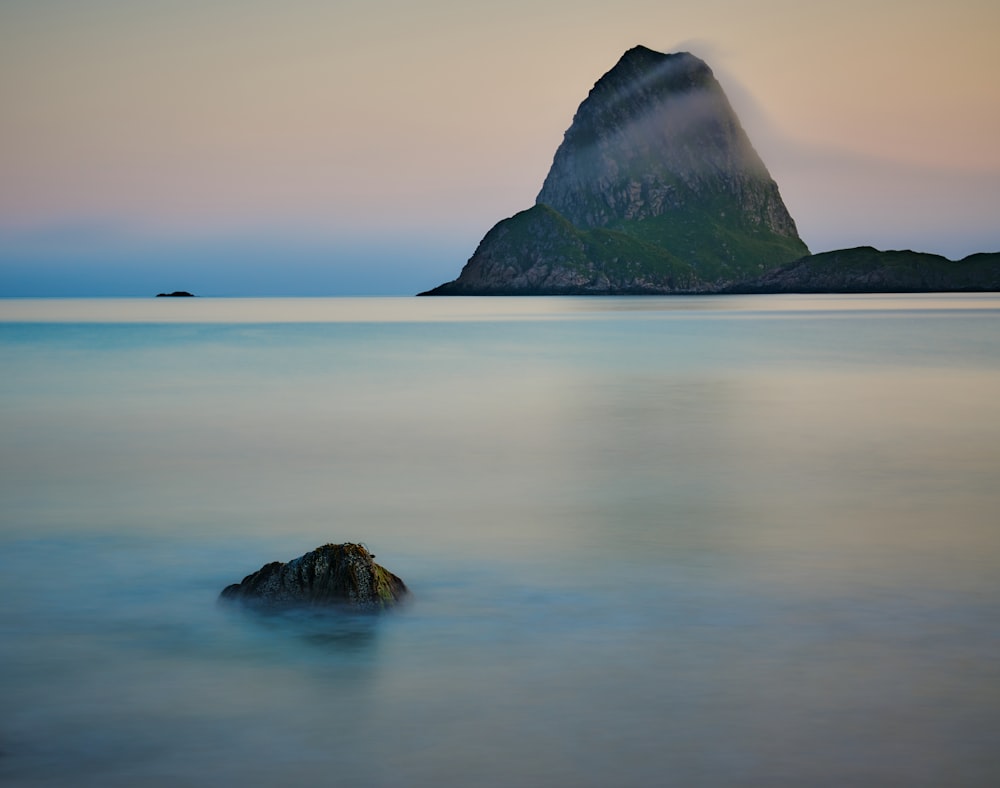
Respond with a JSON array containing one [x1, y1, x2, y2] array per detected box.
[[536, 44, 784, 231], [426, 45, 806, 295]]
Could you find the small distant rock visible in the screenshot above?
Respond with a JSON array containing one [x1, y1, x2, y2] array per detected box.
[[220, 543, 408, 609], [156, 291, 196, 297]]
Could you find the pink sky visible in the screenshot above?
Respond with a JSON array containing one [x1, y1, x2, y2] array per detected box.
[[2, 0, 998, 294]]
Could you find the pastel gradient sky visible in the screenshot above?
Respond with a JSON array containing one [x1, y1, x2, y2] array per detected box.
[[2, 0, 998, 295]]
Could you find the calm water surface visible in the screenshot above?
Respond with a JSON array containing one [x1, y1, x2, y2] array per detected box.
[[2, 295, 999, 786]]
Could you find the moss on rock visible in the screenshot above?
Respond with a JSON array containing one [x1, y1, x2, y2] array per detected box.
[[220, 543, 408, 610]]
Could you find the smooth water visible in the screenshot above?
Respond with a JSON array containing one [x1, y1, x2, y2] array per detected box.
[[2, 295, 999, 786]]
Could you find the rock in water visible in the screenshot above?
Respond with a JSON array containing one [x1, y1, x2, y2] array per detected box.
[[422, 45, 808, 295], [220, 543, 408, 609]]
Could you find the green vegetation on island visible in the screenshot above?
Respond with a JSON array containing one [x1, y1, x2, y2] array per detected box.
[[422, 45, 995, 296]]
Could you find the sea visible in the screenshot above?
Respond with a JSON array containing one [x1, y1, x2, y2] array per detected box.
[[2, 294, 999, 786]]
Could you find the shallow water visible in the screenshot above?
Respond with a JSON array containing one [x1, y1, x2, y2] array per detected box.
[[2, 295, 999, 786]]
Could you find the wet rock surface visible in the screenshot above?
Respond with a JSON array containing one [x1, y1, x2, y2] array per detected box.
[[220, 543, 408, 609]]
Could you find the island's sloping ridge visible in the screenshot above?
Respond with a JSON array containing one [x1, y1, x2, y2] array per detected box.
[[423, 45, 808, 295]]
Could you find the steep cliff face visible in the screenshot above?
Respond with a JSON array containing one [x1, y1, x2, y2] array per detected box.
[[536, 47, 798, 237], [424, 46, 808, 295]]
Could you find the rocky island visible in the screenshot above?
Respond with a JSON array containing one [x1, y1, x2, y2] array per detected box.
[[422, 45, 998, 295], [220, 543, 408, 610], [726, 247, 1000, 293], [423, 46, 807, 295]]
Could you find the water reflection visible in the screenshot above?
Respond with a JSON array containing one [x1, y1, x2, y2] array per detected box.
[[220, 603, 385, 653], [2, 296, 1000, 785], [3, 292, 999, 324]]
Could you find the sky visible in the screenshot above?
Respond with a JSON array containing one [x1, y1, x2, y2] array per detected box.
[[2, 0, 998, 296]]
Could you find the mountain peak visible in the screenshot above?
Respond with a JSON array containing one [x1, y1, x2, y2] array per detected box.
[[592, 47, 714, 106], [617, 45, 703, 69], [535, 46, 782, 231], [422, 46, 808, 295]]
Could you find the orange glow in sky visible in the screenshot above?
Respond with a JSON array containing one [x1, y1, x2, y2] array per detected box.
[[1, 0, 997, 294]]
